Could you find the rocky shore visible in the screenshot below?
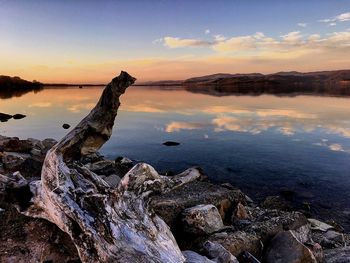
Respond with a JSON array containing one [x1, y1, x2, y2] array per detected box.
[[1, 135, 349, 263]]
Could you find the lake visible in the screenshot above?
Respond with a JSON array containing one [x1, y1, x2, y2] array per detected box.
[[1, 86, 350, 229]]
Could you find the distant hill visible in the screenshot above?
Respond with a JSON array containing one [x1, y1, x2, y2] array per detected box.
[[182, 70, 350, 96], [0, 76, 43, 99], [134, 80, 183, 86], [0, 75, 43, 90]]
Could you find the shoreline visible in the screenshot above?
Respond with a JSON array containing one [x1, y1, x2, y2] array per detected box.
[[1, 134, 349, 262]]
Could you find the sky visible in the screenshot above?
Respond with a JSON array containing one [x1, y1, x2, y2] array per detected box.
[[1, 0, 350, 83]]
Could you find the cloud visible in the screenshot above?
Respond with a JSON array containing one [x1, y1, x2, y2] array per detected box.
[[205, 29, 210, 35], [297, 23, 307, 28], [165, 121, 208, 132], [28, 102, 52, 108], [67, 103, 95, 113], [329, 143, 344, 152], [163, 37, 211, 48], [161, 29, 350, 57], [152, 38, 163, 44], [213, 35, 257, 52], [281, 31, 302, 43], [124, 104, 165, 113], [319, 12, 350, 25]]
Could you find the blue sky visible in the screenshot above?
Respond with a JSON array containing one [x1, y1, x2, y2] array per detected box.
[[1, 0, 350, 82]]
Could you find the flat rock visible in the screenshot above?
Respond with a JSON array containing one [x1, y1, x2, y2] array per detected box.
[[1, 152, 30, 171], [0, 113, 12, 122], [264, 230, 317, 263], [202, 240, 239, 263], [242, 207, 309, 244], [182, 250, 215, 263], [324, 247, 350, 263], [182, 204, 224, 235], [308, 218, 334, 232], [0, 206, 79, 263], [115, 156, 133, 168], [262, 195, 293, 211], [324, 230, 345, 244], [207, 231, 263, 258], [163, 141, 180, 146], [103, 174, 121, 188], [151, 181, 246, 229], [12, 114, 26, 120], [0, 137, 33, 153]]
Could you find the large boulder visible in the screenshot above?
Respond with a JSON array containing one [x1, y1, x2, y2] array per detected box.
[[264, 230, 317, 263], [151, 181, 246, 229], [182, 204, 224, 235]]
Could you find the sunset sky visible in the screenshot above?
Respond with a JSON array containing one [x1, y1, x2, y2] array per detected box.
[[1, 0, 350, 83]]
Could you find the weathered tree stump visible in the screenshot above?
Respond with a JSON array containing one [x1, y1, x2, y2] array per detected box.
[[1, 71, 202, 262]]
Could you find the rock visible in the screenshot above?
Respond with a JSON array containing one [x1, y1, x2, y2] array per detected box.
[[80, 152, 104, 164], [244, 195, 254, 204], [18, 156, 43, 178], [163, 141, 180, 146], [324, 247, 350, 263], [202, 240, 239, 263], [42, 138, 57, 149], [264, 230, 317, 263], [308, 218, 334, 232], [12, 114, 26, 120], [182, 204, 224, 235], [0, 206, 79, 263], [30, 147, 42, 157], [151, 181, 246, 229], [232, 202, 250, 222], [115, 156, 133, 168], [262, 195, 293, 211], [324, 230, 345, 244], [103, 174, 121, 188], [243, 208, 309, 244], [1, 138, 33, 153], [86, 160, 117, 175], [307, 243, 324, 263], [207, 231, 263, 258], [62, 123, 70, 129], [316, 230, 345, 249], [0, 113, 12, 122], [292, 223, 312, 244], [1, 152, 30, 171], [237, 251, 261, 263], [182, 250, 215, 263]]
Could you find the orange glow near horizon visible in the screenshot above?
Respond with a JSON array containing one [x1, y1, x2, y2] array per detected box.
[[2, 54, 350, 84]]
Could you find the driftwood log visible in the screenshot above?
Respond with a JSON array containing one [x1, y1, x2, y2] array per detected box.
[[0, 71, 202, 262]]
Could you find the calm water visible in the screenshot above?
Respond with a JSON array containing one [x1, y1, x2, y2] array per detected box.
[[1, 86, 350, 228]]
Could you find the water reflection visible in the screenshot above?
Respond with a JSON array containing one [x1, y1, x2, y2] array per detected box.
[[0, 86, 43, 99]]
